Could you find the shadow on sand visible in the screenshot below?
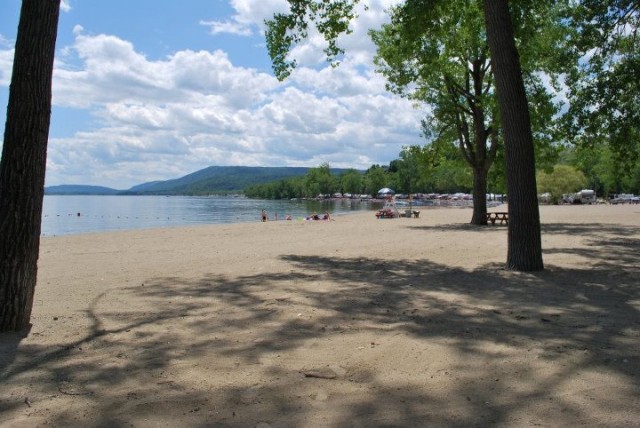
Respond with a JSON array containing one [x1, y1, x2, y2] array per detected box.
[[1, 222, 639, 426]]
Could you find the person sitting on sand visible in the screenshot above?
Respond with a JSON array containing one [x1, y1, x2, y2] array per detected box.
[[323, 212, 331, 220], [285, 214, 292, 220]]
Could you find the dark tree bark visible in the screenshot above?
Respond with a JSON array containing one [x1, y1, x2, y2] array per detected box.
[[471, 165, 488, 224], [0, 0, 61, 332], [482, 0, 543, 271], [445, 56, 497, 226]]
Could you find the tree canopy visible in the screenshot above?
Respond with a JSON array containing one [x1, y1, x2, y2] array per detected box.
[[537, 164, 587, 204], [565, 1, 640, 169], [370, 0, 498, 224], [265, 0, 548, 269], [265, 0, 359, 81]]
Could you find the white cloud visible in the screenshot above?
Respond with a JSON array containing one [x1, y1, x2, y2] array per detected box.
[[200, 0, 290, 37], [0, 46, 14, 86], [5, 1, 423, 189], [0, 34, 11, 48], [200, 19, 253, 37], [221, 0, 401, 70], [53, 30, 279, 110], [61, 0, 72, 12], [228, 0, 290, 31]]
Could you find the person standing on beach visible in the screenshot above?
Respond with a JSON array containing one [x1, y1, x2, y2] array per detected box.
[[261, 210, 268, 222]]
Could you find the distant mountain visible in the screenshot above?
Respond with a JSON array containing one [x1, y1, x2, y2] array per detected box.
[[126, 180, 165, 193], [123, 166, 314, 195], [45, 185, 121, 195], [46, 165, 345, 196]]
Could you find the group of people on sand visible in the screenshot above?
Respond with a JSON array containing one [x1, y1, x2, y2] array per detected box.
[[262, 210, 290, 222], [261, 210, 330, 222], [305, 212, 330, 221]]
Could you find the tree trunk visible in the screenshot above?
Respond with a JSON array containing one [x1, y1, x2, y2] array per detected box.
[[0, 0, 61, 332], [471, 166, 488, 224], [482, 0, 543, 271]]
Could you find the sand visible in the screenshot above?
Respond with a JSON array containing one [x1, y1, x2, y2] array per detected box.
[[1, 204, 639, 427]]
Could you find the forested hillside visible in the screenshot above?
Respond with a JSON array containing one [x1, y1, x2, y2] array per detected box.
[[123, 166, 313, 195], [44, 185, 121, 195], [45, 166, 330, 195]]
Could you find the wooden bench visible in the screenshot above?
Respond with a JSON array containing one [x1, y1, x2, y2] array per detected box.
[[487, 212, 508, 225]]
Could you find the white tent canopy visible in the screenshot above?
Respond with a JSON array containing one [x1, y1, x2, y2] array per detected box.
[[377, 187, 395, 195]]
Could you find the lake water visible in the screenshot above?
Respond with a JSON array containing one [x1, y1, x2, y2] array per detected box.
[[41, 195, 384, 236]]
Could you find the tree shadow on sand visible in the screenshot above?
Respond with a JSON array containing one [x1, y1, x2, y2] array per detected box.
[[1, 222, 639, 426]]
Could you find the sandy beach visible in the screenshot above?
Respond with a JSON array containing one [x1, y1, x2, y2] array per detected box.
[[1, 204, 639, 427]]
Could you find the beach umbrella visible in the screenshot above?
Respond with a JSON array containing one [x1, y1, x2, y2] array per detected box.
[[377, 187, 395, 195]]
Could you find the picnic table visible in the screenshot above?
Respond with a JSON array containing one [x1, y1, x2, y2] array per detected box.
[[487, 211, 509, 225], [376, 209, 397, 219]]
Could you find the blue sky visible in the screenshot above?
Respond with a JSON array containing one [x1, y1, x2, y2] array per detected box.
[[1, 0, 423, 189]]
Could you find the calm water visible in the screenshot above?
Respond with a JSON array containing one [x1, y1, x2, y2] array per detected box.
[[41, 195, 383, 236]]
